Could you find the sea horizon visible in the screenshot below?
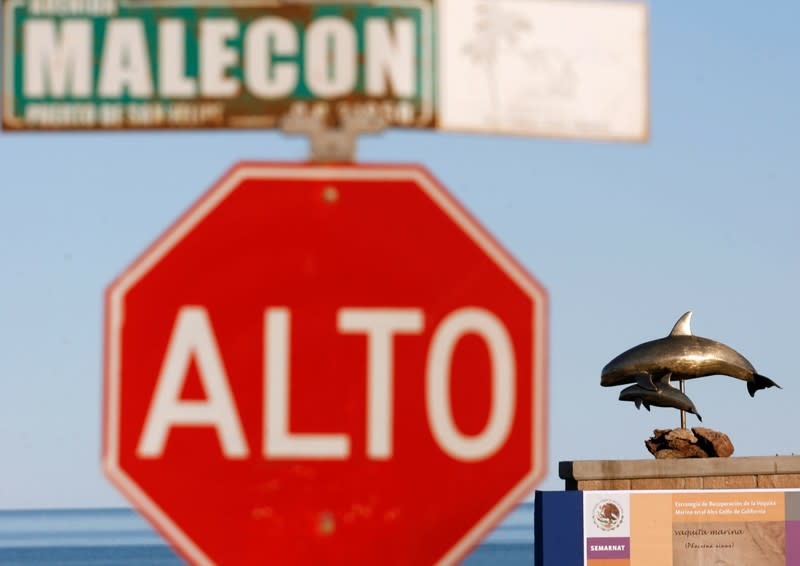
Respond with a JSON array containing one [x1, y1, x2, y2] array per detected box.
[[0, 504, 535, 564]]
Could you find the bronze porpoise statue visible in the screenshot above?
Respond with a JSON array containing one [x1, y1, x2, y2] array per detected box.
[[602, 311, 781, 397], [619, 373, 703, 421]]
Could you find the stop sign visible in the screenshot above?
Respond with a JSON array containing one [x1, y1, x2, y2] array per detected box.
[[103, 163, 548, 565]]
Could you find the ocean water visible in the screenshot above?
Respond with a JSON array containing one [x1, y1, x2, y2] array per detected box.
[[0, 505, 534, 565]]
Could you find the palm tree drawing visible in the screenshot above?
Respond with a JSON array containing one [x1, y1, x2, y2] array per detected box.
[[462, 2, 531, 120]]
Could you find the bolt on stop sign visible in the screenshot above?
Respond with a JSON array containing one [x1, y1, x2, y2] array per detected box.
[[103, 163, 548, 565]]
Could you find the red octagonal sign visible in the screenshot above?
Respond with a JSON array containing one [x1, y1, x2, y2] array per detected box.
[[103, 163, 548, 565]]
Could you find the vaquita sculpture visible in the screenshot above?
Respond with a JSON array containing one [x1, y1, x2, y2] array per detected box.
[[601, 311, 781, 421]]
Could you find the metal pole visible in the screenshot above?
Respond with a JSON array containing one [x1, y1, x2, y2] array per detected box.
[[280, 108, 386, 163], [679, 380, 687, 429]]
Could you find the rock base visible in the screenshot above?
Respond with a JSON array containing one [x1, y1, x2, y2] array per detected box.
[[645, 427, 734, 459]]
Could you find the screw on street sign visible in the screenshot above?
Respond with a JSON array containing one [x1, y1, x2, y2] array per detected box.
[[3, 0, 648, 141], [102, 163, 548, 565]]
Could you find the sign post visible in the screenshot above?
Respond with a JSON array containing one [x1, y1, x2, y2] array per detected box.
[[79, 0, 651, 560], [103, 163, 548, 565]]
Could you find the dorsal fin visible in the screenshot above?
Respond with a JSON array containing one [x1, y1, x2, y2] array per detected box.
[[669, 311, 693, 336], [634, 372, 657, 391], [657, 372, 673, 386]]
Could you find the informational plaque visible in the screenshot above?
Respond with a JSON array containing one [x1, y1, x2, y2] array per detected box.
[[536, 489, 800, 566], [585, 490, 800, 565]]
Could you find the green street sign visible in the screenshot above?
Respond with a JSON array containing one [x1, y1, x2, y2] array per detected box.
[[2, 0, 435, 130]]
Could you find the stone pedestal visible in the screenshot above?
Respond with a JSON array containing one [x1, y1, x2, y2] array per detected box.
[[559, 455, 800, 491]]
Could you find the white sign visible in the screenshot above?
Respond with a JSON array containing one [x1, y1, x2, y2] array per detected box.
[[438, 0, 648, 142]]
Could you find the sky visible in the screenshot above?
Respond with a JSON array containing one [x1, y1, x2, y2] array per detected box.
[[1, 0, 800, 517]]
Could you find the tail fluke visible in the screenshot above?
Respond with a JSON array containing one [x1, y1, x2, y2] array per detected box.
[[747, 373, 782, 397]]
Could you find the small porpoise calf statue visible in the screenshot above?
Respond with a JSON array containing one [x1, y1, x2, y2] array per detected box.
[[602, 311, 780, 396], [619, 374, 702, 421]]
